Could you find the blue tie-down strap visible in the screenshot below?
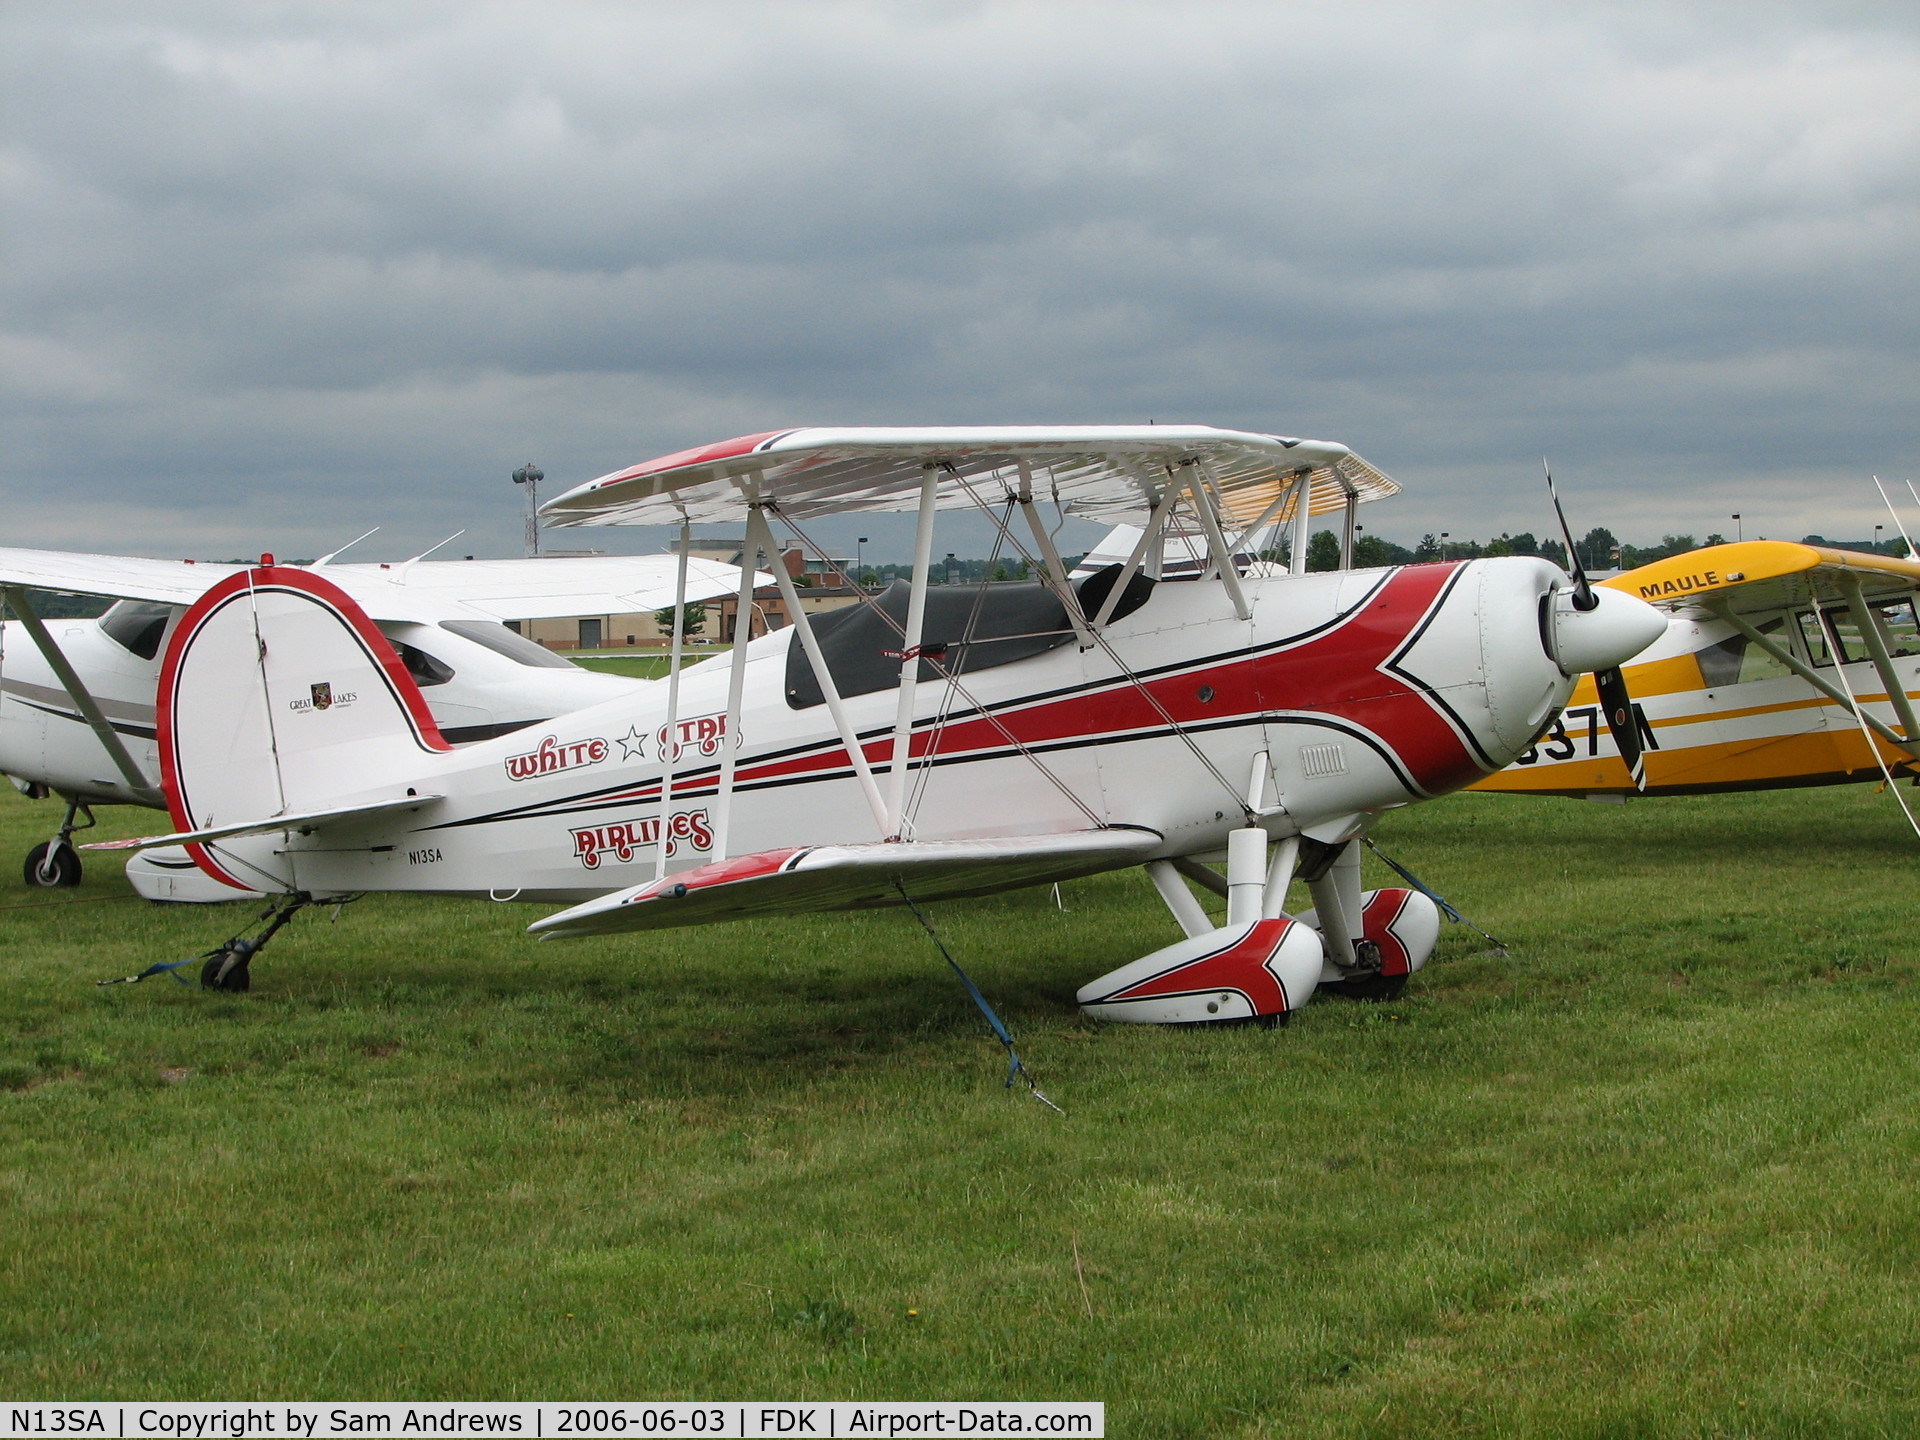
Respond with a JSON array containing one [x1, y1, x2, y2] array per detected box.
[[1363, 839, 1508, 953], [897, 885, 1064, 1114], [96, 956, 202, 987]]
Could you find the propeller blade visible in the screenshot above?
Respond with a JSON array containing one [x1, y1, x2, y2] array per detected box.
[[1594, 665, 1646, 790], [1544, 459, 1597, 612]]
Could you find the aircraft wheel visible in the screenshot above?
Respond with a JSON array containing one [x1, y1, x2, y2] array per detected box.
[[200, 947, 252, 992], [1320, 973, 1407, 1003], [23, 842, 82, 889]]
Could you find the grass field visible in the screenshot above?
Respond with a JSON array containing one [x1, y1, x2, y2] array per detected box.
[[573, 652, 722, 681], [3, 780, 1919, 1436]]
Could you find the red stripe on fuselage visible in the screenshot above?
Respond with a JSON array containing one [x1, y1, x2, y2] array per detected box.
[[720, 564, 1485, 800]]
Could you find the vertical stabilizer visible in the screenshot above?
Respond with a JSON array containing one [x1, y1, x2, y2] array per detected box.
[[157, 566, 450, 889]]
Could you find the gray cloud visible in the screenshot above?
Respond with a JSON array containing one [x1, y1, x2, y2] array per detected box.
[[3, 0, 1917, 562]]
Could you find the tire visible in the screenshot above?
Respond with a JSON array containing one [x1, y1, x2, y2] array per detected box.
[[1319, 973, 1408, 1003], [200, 948, 252, 992], [23, 842, 82, 888]]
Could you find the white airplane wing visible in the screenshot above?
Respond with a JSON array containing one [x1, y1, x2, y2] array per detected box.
[[0, 548, 767, 623], [321, 555, 772, 621], [0, 548, 243, 604], [527, 828, 1164, 938]]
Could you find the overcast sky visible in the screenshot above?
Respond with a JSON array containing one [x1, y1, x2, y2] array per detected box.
[[4, 1, 1917, 563]]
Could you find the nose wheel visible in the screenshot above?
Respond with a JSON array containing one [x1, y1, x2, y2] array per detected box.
[[22, 798, 92, 888]]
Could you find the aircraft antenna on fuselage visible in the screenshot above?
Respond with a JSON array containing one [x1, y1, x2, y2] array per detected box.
[[311, 526, 381, 567]]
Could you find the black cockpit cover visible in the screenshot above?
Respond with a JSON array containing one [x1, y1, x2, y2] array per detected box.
[[785, 580, 1071, 709], [784, 568, 1155, 709]]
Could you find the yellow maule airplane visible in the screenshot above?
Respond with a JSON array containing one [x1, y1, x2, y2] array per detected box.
[[1472, 539, 1920, 805]]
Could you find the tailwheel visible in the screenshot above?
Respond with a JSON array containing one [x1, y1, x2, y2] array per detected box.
[[23, 841, 82, 889]]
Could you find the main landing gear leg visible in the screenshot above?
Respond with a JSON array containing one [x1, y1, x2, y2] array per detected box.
[[200, 895, 311, 992], [23, 796, 92, 889]]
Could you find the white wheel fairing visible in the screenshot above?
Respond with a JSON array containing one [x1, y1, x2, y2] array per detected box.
[[1296, 887, 1442, 984], [1077, 916, 1323, 1024]]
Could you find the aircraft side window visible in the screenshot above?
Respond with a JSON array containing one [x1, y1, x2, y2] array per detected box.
[[394, 642, 455, 687], [1795, 607, 1866, 667], [1871, 597, 1919, 658], [438, 619, 581, 670], [1698, 616, 1793, 687], [1735, 617, 1792, 683], [98, 600, 177, 661]]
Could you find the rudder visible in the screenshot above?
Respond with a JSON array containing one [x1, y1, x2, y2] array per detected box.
[[158, 565, 450, 889]]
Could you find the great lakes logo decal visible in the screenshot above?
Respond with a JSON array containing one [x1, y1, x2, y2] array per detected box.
[[570, 809, 714, 869], [288, 681, 357, 714], [505, 734, 609, 782]]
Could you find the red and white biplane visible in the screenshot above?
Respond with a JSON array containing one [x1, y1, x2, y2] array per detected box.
[[90, 427, 1662, 1022]]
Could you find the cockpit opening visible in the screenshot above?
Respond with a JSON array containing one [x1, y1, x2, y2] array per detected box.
[[784, 567, 1155, 710], [98, 600, 176, 661]]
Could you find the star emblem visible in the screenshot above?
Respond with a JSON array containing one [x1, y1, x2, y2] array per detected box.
[[615, 725, 647, 762]]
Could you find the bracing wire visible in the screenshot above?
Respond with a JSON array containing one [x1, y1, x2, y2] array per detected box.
[[766, 510, 1104, 830], [948, 473, 1252, 814]]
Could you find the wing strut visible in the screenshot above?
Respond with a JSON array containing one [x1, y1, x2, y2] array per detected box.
[[883, 465, 941, 837], [653, 517, 692, 881], [1286, 469, 1315, 576], [1710, 601, 1917, 754], [745, 503, 891, 837], [1012, 461, 1096, 648], [1186, 460, 1251, 620], [1090, 484, 1176, 631], [710, 524, 762, 860], [1, 585, 164, 806]]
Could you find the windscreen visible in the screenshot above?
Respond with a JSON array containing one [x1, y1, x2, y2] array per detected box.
[[98, 600, 176, 661], [439, 619, 580, 669]]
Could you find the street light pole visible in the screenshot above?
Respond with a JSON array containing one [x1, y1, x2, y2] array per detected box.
[[857, 537, 868, 587], [1732, 513, 1742, 544], [512, 463, 544, 558]]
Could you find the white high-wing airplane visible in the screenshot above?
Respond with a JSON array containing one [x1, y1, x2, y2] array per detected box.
[[0, 546, 759, 896], [90, 426, 1663, 1028]]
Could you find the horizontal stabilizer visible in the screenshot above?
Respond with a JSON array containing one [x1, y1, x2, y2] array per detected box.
[[529, 827, 1163, 938], [83, 793, 440, 854]]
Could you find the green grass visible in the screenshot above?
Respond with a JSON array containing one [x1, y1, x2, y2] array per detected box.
[[3, 782, 1920, 1435], [574, 651, 727, 680]]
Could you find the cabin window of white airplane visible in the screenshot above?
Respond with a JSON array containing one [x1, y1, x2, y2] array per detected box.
[[1697, 615, 1793, 687], [438, 619, 581, 670], [98, 600, 176, 661], [393, 642, 455, 687]]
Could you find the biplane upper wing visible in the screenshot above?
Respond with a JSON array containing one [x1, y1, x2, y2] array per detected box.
[[540, 425, 1398, 527], [527, 827, 1165, 938], [0, 548, 760, 622], [1602, 540, 1920, 614]]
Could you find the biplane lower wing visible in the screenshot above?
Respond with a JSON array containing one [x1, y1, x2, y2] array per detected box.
[[528, 827, 1165, 939]]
